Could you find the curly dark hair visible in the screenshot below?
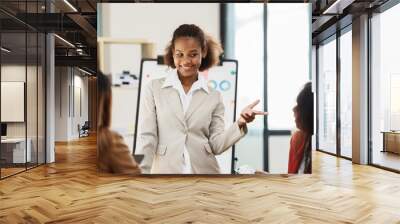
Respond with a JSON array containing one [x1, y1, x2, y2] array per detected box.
[[296, 82, 313, 174], [164, 24, 223, 71], [296, 82, 313, 134]]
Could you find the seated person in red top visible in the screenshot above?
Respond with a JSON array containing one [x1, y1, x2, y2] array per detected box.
[[288, 82, 313, 174]]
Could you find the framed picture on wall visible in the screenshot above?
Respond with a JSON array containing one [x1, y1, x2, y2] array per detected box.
[[1, 81, 25, 122]]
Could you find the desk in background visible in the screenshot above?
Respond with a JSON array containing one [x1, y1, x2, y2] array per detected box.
[[0, 138, 32, 164], [382, 131, 400, 154]]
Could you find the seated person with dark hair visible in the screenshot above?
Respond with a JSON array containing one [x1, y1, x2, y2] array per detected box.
[[97, 72, 141, 174], [288, 82, 313, 174]]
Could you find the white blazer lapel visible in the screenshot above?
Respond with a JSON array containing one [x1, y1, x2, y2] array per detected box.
[[185, 90, 208, 121], [163, 87, 185, 126]]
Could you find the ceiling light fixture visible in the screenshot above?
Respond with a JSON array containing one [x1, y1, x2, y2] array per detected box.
[[322, 0, 354, 15], [63, 0, 78, 12], [54, 34, 75, 48], [76, 48, 85, 55], [1, 47, 11, 53], [78, 67, 93, 76]]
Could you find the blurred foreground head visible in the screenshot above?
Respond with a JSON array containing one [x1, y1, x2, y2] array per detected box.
[[97, 71, 112, 129], [294, 82, 313, 134]]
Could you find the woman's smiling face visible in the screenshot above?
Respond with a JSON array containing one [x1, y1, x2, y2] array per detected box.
[[173, 37, 206, 78]]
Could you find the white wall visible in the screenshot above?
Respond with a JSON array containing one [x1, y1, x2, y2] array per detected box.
[[110, 85, 138, 153], [55, 66, 69, 141], [99, 3, 220, 76], [72, 73, 89, 138], [1, 65, 34, 138], [55, 67, 89, 141]]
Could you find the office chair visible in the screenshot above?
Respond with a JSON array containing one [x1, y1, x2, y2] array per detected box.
[[78, 121, 90, 138]]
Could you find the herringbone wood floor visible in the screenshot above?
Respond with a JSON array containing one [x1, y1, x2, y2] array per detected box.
[[0, 135, 399, 223]]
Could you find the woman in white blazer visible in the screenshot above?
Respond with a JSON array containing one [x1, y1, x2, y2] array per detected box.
[[139, 24, 267, 174]]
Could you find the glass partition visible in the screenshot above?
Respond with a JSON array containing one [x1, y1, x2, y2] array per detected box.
[[232, 3, 264, 172], [27, 30, 38, 169], [0, 1, 46, 179], [370, 3, 400, 171], [317, 35, 337, 155], [1, 30, 28, 177], [339, 27, 352, 158]]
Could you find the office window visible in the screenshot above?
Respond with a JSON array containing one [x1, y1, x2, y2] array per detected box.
[[318, 36, 337, 155], [266, 3, 311, 173], [232, 3, 264, 171], [340, 28, 352, 158], [267, 4, 311, 130], [231, 3, 311, 173], [371, 3, 400, 171]]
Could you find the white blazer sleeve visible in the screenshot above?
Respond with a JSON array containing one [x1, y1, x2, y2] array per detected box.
[[138, 82, 158, 173], [208, 92, 247, 155]]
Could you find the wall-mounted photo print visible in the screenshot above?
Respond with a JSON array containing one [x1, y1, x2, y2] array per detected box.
[[97, 3, 312, 175]]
